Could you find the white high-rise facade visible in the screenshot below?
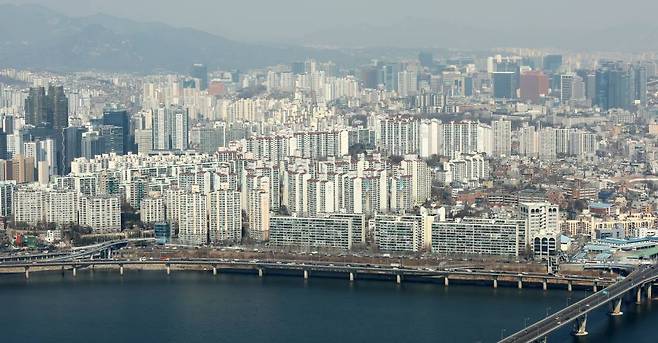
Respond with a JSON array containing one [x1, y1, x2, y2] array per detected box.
[[440, 121, 492, 158], [78, 195, 121, 231], [419, 119, 441, 158], [492, 119, 512, 157], [207, 189, 242, 243], [519, 202, 560, 239], [152, 105, 188, 151], [140, 196, 166, 224], [374, 116, 419, 156], [178, 191, 208, 245], [45, 190, 78, 225]]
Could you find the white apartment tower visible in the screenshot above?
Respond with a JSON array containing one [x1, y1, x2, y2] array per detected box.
[[519, 202, 560, 241], [178, 191, 208, 245], [492, 119, 512, 157], [207, 189, 242, 243]]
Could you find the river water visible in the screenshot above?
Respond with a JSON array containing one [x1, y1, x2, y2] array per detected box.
[[0, 271, 656, 343]]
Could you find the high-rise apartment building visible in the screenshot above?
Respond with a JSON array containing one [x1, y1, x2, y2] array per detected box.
[[207, 189, 242, 243], [492, 119, 512, 157], [177, 191, 208, 245], [152, 105, 189, 151]]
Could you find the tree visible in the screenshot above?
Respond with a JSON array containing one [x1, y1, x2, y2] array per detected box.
[[277, 205, 290, 216], [524, 244, 535, 261], [570, 199, 588, 213], [389, 155, 404, 165], [348, 143, 366, 158], [425, 154, 443, 168]]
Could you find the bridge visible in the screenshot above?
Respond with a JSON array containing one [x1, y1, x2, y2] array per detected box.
[[499, 263, 658, 342], [0, 257, 613, 293], [0, 238, 154, 263]]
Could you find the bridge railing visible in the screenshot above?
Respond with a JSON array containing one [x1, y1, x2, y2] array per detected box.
[[500, 265, 656, 342]]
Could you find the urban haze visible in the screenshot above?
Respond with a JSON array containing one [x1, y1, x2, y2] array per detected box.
[[0, 1, 658, 343]]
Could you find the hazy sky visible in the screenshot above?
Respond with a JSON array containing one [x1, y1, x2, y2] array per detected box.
[[3, 0, 658, 46]]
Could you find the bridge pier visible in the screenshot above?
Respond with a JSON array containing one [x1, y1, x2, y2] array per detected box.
[[258, 268, 263, 277], [636, 286, 642, 304], [573, 315, 588, 336], [611, 298, 623, 316], [593, 282, 598, 293], [119, 264, 124, 276], [61, 266, 65, 275], [396, 274, 402, 284], [517, 277, 523, 289], [303, 270, 309, 280], [72, 267, 77, 277], [647, 283, 652, 300], [166, 264, 171, 276], [349, 272, 355, 282], [568, 280, 573, 292], [542, 279, 547, 291], [213, 266, 217, 276], [444, 276, 449, 287], [24, 266, 29, 279], [493, 276, 498, 289]]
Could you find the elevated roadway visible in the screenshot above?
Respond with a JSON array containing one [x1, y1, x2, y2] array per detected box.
[[500, 264, 658, 342]]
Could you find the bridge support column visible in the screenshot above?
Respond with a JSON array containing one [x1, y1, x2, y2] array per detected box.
[[647, 283, 652, 300], [543, 279, 548, 291], [573, 315, 588, 336], [517, 277, 523, 289], [568, 280, 573, 292], [258, 269, 263, 277], [303, 270, 309, 280], [24, 266, 29, 279], [593, 282, 598, 293], [636, 286, 642, 304], [72, 267, 77, 277], [493, 277, 497, 289], [119, 264, 124, 276], [444, 276, 449, 287], [213, 266, 217, 276], [166, 264, 171, 276], [396, 274, 402, 284], [349, 272, 355, 282], [61, 266, 65, 275], [611, 298, 623, 316]]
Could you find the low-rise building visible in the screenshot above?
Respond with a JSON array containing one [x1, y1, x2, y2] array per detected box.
[[431, 218, 526, 256], [269, 216, 352, 250]]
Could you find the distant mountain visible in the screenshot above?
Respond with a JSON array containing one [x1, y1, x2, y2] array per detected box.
[[0, 4, 354, 73]]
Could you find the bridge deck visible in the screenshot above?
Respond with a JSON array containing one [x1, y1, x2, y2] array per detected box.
[[499, 264, 658, 342]]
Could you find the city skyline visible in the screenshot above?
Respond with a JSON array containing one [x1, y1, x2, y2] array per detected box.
[[1, 2, 658, 342]]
